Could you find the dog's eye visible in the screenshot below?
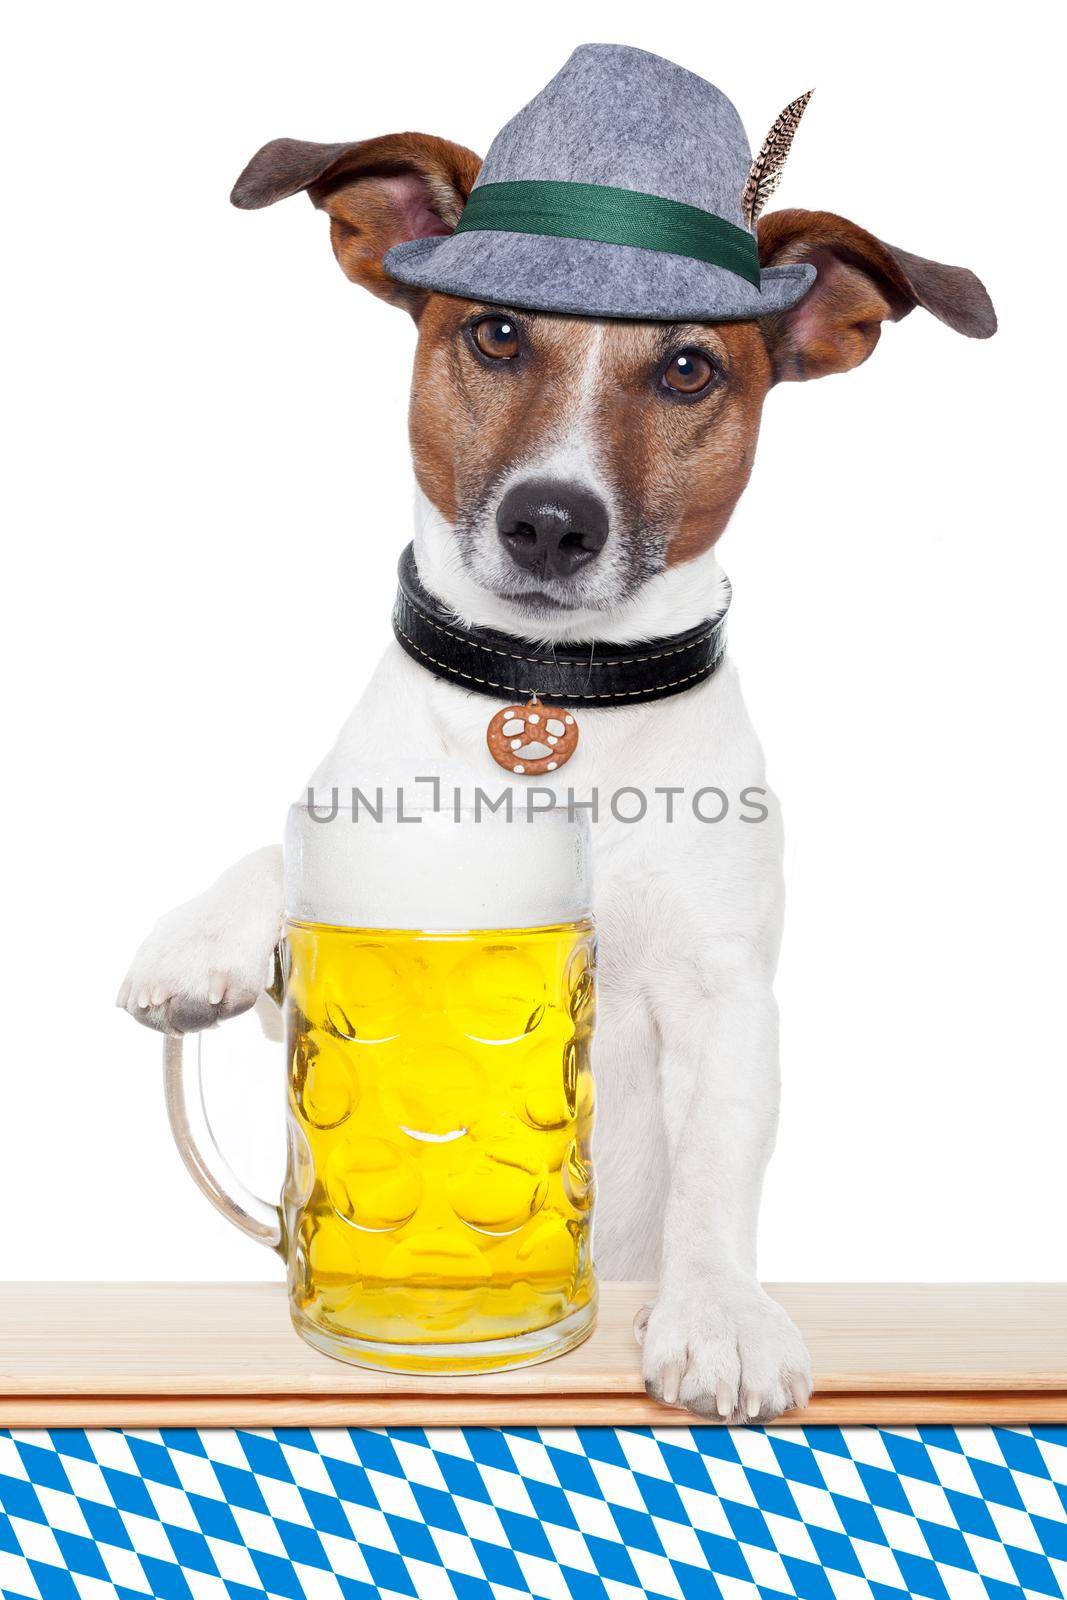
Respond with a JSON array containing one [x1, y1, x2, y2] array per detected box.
[[661, 349, 718, 396], [471, 316, 521, 360]]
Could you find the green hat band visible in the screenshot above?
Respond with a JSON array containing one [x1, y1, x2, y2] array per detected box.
[[453, 179, 761, 289]]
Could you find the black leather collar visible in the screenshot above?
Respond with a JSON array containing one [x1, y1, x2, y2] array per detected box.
[[392, 544, 730, 708]]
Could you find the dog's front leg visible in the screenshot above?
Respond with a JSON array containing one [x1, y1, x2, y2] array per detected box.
[[117, 845, 283, 1034], [639, 965, 812, 1422]]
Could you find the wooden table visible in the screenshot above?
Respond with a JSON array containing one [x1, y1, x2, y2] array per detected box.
[[2, 1282, 1064, 1428]]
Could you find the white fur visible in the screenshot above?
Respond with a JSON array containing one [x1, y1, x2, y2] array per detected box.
[[120, 510, 811, 1423], [416, 489, 731, 643]]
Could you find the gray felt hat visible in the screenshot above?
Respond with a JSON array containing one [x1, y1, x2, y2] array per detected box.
[[385, 44, 817, 322]]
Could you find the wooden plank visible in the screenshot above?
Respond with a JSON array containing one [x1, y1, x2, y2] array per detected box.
[[4, 1392, 1067, 1430], [2, 1282, 1065, 1426]]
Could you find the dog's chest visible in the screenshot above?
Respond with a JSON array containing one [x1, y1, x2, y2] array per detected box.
[[320, 643, 779, 982]]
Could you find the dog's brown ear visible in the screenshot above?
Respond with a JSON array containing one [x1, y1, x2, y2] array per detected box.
[[231, 133, 481, 317], [757, 208, 997, 382]]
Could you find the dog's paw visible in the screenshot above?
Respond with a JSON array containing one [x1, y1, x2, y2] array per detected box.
[[117, 899, 275, 1035], [637, 1278, 812, 1423]]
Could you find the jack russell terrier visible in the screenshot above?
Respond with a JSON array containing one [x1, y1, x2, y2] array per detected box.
[[118, 46, 996, 1421]]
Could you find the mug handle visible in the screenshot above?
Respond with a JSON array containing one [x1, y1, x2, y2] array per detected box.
[[163, 1023, 284, 1254]]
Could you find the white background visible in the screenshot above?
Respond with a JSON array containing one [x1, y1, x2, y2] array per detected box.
[[3, 0, 1063, 1285]]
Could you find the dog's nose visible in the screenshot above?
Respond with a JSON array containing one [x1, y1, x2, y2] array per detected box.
[[496, 479, 609, 579]]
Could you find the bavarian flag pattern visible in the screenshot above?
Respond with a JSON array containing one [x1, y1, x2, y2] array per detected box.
[[1, 1425, 1065, 1600]]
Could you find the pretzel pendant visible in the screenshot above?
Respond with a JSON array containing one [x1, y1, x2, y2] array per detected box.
[[486, 695, 579, 776]]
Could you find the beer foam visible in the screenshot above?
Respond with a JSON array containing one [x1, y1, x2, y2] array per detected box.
[[285, 784, 591, 931]]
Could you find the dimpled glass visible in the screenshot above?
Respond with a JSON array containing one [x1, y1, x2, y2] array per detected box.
[[282, 916, 597, 1372]]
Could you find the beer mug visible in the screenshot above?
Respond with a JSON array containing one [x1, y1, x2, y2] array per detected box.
[[164, 795, 598, 1373]]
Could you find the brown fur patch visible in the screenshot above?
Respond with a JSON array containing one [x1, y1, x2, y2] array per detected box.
[[587, 321, 772, 565], [758, 208, 996, 380], [410, 299, 588, 526], [231, 133, 482, 318]]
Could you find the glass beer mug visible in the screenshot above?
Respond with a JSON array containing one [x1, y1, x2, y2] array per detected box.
[[164, 796, 598, 1373]]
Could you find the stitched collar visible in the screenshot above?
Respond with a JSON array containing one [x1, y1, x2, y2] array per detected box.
[[391, 544, 730, 708]]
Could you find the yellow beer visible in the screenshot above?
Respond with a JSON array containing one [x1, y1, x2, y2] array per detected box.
[[282, 916, 597, 1372]]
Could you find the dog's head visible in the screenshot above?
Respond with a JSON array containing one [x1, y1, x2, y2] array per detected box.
[[233, 133, 995, 635]]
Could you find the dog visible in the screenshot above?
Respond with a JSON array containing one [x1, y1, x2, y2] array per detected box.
[[118, 76, 995, 1422]]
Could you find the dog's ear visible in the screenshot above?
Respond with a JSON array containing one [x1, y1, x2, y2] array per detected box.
[[757, 208, 997, 382], [230, 133, 481, 318]]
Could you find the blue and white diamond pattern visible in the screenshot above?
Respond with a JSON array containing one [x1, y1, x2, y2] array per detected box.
[[1, 1425, 1065, 1600]]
